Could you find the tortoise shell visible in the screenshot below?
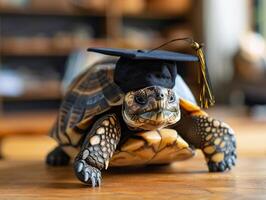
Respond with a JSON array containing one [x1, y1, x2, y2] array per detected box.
[[110, 129, 194, 166], [51, 60, 206, 166]]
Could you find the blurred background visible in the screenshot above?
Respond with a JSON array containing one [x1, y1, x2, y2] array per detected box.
[[0, 0, 265, 159]]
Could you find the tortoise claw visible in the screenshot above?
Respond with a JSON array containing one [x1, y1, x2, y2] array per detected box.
[[74, 160, 102, 187]]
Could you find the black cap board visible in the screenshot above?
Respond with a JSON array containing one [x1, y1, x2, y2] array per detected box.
[[88, 48, 199, 62], [88, 48, 195, 93], [87, 39, 215, 108]]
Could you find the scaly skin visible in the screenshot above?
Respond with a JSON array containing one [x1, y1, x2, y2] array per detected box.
[[74, 114, 121, 187], [174, 111, 237, 172]]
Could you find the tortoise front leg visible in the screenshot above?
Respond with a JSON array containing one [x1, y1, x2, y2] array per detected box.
[[174, 112, 237, 172], [74, 114, 121, 187]]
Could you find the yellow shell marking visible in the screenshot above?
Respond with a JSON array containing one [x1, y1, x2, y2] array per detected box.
[[134, 148, 156, 160], [137, 131, 161, 151], [65, 128, 82, 146], [158, 129, 177, 150], [110, 118, 115, 125], [152, 147, 193, 164], [77, 117, 93, 130], [121, 139, 145, 152], [110, 129, 194, 167]]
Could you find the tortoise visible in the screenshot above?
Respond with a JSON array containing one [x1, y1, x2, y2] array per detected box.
[[46, 43, 237, 187]]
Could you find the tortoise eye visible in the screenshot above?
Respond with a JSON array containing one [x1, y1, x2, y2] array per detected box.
[[134, 92, 147, 105], [169, 92, 176, 103]]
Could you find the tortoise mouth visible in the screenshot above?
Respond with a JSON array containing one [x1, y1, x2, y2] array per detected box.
[[137, 108, 176, 115], [139, 110, 175, 121], [123, 109, 180, 130]]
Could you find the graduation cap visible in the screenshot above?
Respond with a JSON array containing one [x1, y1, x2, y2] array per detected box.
[[88, 38, 215, 108]]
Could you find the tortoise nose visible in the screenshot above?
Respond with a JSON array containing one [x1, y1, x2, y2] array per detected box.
[[155, 92, 165, 100]]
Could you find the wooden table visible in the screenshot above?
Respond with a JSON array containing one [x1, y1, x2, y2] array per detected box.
[[0, 156, 265, 200], [0, 111, 57, 136], [0, 107, 265, 199]]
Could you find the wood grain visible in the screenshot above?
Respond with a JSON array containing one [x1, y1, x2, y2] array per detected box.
[[0, 157, 265, 200]]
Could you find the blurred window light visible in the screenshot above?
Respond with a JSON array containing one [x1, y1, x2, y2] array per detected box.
[[0, 70, 24, 97], [203, 0, 249, 87], [257, 0, 266, 39]]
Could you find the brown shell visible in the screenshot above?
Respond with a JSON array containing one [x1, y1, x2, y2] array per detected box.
[[110, 129, 195, 167], [50, 60, 124, 147]]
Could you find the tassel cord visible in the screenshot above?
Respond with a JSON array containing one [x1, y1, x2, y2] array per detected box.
[[149, 38, 215, 108]]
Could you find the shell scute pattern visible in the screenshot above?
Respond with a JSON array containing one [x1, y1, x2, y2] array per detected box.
[[110, 129, 194, 167], [50, 62, 124, 148]]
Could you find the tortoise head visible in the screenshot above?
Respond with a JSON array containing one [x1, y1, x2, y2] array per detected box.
[[122, 86, 180, 130]]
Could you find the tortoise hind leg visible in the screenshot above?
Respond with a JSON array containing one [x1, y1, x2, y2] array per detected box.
[[74, 113, 121, 187], [46, 146, 70, 166], [174, 111, 237, 172]]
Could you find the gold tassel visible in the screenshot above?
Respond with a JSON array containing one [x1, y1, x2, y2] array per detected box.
[[190, 41, 215, 108], [149, 38, 215, 108]]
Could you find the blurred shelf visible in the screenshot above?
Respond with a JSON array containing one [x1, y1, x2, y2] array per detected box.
[[0, 37, 107, 56], [0, 37, 192, 57], [3, 93, 62, 101], [0, 4, 105, 17], [0, 6, 189, 21], [0, 111, 57, 136], [0, 0, 189, 20], [0, 0, 202, 117], [115, 38, 191, 51], [123, 12, 189, 20], [2, 81, 62, 101]]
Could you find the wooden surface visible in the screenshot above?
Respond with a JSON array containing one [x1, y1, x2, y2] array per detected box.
[[0, 111, 57, 137], [0, 157, 265, 200], [0, 107, 266, 199]]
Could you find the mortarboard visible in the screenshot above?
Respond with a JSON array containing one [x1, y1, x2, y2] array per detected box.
[[88, 38, 215, 108]]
